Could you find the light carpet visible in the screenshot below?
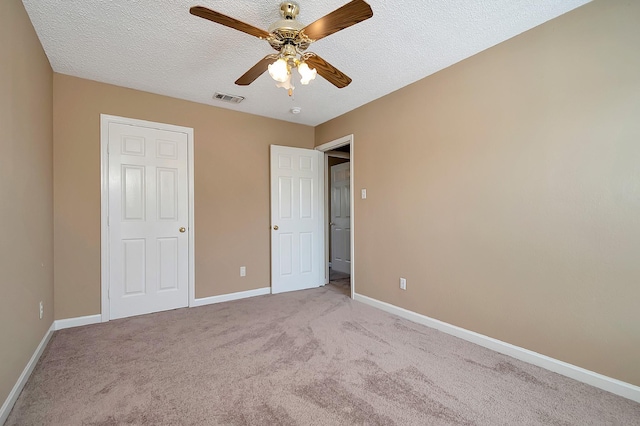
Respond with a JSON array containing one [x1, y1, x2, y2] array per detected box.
[[6, 285, 639, 425]]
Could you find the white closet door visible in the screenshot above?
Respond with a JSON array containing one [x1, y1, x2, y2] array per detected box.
[[108, 122, 189, 319]]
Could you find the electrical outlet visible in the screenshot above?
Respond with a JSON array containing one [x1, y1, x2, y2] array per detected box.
[[399, 278, 407, 290], [39, 301, 43, 319], [240, 266, 246, 277]]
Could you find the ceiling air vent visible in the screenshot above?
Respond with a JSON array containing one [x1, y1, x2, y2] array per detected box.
[[213, 92, 245, 104]]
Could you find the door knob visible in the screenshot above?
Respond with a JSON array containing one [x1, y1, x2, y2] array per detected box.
[[179, 227, 186, 233], [329, 222, 335, 226], [273, 225, 279, 230]]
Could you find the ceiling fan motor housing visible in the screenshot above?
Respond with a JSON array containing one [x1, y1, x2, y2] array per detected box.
[[280, 2, 300, 20], [267, 2, 311, 53]]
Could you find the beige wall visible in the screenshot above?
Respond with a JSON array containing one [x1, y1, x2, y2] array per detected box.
[[316, 0, 640, 386], [0, 0, 54, 406], [53, 74, 314, 319]]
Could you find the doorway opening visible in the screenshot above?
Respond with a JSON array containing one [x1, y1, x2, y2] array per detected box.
[[327, 146, 351, 296], [316, 135, 354, 299]]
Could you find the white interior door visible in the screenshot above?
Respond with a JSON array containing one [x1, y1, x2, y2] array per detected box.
[[330, 162, 351, 274], [108, 122, 189, 319], [270, 145, 324, 294]]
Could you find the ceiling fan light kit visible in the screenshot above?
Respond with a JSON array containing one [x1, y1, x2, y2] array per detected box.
[[190, 0, 373, 96]]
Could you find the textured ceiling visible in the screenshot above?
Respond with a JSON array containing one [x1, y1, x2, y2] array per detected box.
[[23, 0, 590, 126]]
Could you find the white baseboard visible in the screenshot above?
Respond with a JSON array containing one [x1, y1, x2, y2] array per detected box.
[[54, 289, 272, 328], [191, 287, 271, 307], [53, 314, 102, 331], [0, 323, 54, 425], [354, 293, 640, 403]]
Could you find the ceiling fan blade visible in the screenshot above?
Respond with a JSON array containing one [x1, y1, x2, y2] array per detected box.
[[190, 6, 270, 39], [235, 55, 279, 86], [301, 0, 373, 41], [303, 53, 352, 88]]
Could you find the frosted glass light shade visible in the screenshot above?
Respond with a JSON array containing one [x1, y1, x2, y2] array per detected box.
[[298, 62, 317, 85], [268, 58, 289, 83]]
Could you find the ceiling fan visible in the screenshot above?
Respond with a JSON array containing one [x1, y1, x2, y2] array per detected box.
[[190, 0, 373, 95]]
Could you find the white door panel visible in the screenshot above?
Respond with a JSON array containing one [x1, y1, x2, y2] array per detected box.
[[331, 162, 351, 274], [109, 122, 189, 319], [158, 237, 179, 290], [271, 145, 323, 294]]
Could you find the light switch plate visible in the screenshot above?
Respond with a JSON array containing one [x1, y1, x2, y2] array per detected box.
[[361, 189, 367, 199], [240, 266, 246, 277]]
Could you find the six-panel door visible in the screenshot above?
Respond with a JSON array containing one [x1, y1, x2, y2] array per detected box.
[[108, 123, 189, 319], [270, 145, 323, 294], [331, 162, 351, 274]]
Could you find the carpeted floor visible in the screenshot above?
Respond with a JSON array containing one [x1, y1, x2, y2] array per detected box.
[[6, 284, 639, 425], [329, 268, 350, 296]]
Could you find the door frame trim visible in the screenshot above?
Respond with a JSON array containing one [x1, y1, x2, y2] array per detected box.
[[316, 135, 355, 299], [99, 114, 195, 322]]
